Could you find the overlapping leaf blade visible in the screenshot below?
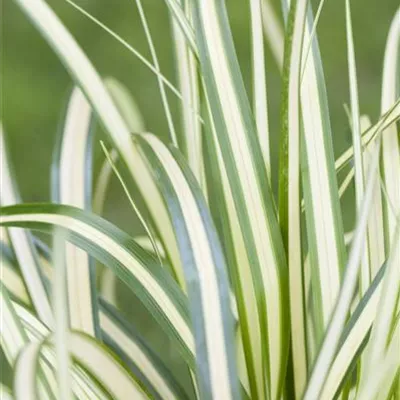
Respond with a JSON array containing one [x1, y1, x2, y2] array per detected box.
[[192, 1, 289, 398], [137, 133, 240, 400], [0, 126, 53, 328], [0, 204, 195, 368], [12, 0, 184, 291]]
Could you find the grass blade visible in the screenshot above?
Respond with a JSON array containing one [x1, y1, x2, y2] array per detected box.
[[171, 2, 203, 182], [303, 137, 382, 399], [358, 224, 400, 394], [0, 125, 53, 328], [137, 134, 240, 400], [280, 0, 308, 395], [381, 7, 400, 252], [202, 105, 270, 399], [93, 77, 145, 215], [193, 1, 289, 396], [250, 0, 271, 177], [297, 1, 346, 336], [345, 0, 371, 295], [161, 0, 198, 55], [100, 141, 163, 270], [52, 87, 98, 336], [360, 116, 386, 281], [52, 231, 72, 400], [334, 98, 400, 174], [105, 78, 145, 133], [320, 262, 386, 398], [132, 0, 178, 146], [65, 0, 183, 101]]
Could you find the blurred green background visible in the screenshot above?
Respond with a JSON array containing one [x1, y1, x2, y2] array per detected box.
[[1, 0, 398, 392]]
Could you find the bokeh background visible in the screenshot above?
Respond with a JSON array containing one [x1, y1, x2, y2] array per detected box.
[[1, 0, 399, 392]]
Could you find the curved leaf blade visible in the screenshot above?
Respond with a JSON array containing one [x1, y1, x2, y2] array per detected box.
[[137, 134, 240, 400], [0, 204, 195, 368], [52, 87, 98, 337]]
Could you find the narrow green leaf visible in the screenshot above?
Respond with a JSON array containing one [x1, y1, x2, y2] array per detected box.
[[0, 125, 53, 328], [105, 78, 145, 133], [132, 0, 178, 146], [296, 0, 346, 335], [345, 0, 370, 295], [320, 262, 386, 398], [334, 98, 400, 174], [100, 141, 164, 271], [52, 87, 98, 336], [93, 77, 145, 216], [202, 105, 268, 398], [381, 7, 400, 253], [171, 1, 203, 182], [303, 138, 382, 399], [250, 0, 271, 177], [52, 231, 72, 400], [137, 134, 240, 400], [192, 1, 289, 397], [66, 0, 183, 102], [161, 0, 198, 56], [360, 116, 386, 281], [359, 224, 400, 394], [279, 0, 308, 396]]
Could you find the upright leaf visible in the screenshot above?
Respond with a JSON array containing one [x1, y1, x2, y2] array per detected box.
[[381, 7, 400, 259], [171, 0, 203, 183], [345, 0, 370, 295], [250, 0, 271, 177], [279, 0, 308, 396], [285, 0, 346, 341], [52, 87, 98, 336], [137, 134, 240, 400], [192, 1, 289, 397], [303, 139, 381, 399]]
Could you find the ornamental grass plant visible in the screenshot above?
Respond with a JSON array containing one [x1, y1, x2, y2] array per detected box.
[[1, 0, 400, 399]]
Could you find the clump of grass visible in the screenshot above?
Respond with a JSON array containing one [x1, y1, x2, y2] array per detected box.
[[1, 0, 399, 399]]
